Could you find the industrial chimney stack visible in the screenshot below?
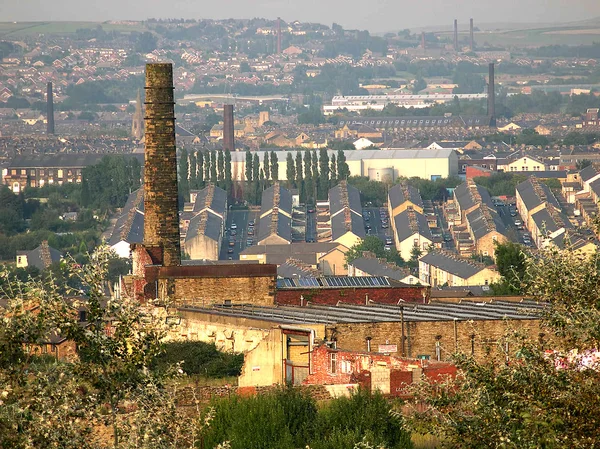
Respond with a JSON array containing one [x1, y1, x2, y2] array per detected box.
[[470, 18, 474, 51], [488, 63, 497, 127], [46, 82, 55, 135], [223, 104, 235, 152], [143, 63, 181, 267], [453, 19, 458, 51], [277, 17, 282, 54]]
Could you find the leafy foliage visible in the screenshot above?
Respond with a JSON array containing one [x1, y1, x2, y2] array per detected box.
[[157, 341, 243, 377]]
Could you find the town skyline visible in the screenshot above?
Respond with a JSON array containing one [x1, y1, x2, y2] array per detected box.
[[3, 0, 600, 32]]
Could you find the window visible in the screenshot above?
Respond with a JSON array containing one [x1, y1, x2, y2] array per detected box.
[[341, 360, 352, 374], [330, 353, 337, 374], [414, 238, 419, 247], [483, 251, 489, 256]]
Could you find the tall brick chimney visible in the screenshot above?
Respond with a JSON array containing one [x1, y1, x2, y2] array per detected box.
[[143, 63, 181, 267], [488, 63, 496, 127], [453, 19, 458, 51], [46, 82, 55, 135], [223, 104, 235, 152], [470, 18, 474, 51]]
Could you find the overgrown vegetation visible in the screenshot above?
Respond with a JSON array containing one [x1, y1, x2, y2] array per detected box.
[[157, 342, 243, 378], [202, 387, 413, 449]]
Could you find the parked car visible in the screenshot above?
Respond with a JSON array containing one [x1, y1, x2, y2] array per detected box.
[[248, 220, 255, 226], [229, 240, 235, 247], [384, 245, 392, 252], [231, 223, 237, 230], [307, 207, 315, 213], [227, 248, 234, 254], [443, 234, 452, 242], [514, 219, 522, 226], [247, 228, 254, 236], [385, 237, 393, 245], [246, 238, 253, 246]]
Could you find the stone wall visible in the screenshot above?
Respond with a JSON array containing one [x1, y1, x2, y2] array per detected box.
[[327, 318, 544, 362], [174, 275, 276, 305]]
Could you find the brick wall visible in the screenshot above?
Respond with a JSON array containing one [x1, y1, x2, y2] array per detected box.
[[143, 63, 181, 267], [275, 285, 429, 307], [466, 165, 492, 181], [326, 318, 544, 363]]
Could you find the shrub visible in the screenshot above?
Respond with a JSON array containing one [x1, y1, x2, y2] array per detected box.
[[158, 341, 243, 377]]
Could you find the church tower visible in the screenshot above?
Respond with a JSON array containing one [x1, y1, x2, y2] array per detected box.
[[131, 89, 144, 140]]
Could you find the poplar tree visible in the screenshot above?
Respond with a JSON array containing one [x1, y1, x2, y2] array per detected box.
[[245, 149, 253, 182], [263, 151, 270, 181], [286, 152, 295, 189], [204, 150, 210, 183], [304, 150, 313, 202], [337, 148, 350, 180], [224, 149, 232, 196], [330, 153, 337, 187], [318, 148, 330, 199], [210, 150, 217, 183], [178, 148, 189, 202], [189, 151, 197, 189], [217, 149, 224, 182], [270, 151, 279, 181], [197, 151, 205, 189]]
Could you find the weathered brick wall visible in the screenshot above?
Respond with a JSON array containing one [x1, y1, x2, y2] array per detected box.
[[144, 63, 181, 268], [327, 319, 544, 363], [275, 285, 429, 306], [174, 276, 275, 305]]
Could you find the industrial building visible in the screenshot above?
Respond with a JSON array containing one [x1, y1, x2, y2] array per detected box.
[[228, 149, 458, 182], [324, 94, 488, 114]]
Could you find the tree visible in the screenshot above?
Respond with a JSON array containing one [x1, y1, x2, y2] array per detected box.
[[576, 159, 592, 170], [490, 241, 528, 294], [135, 31, 158, 53], [407, 244, 600, 448], [345, 236, 403, 266], [245, 149, 253, 182], [210, 150, 218, 183], [304, 150, 314, 202], [286, 152, 295, 189], [270, 151, 279, 181], [330, 153, 338, 186], [224, 149, 233, 195], [189, 151, 198, 189], [337, 149, 350, 181], [263, 151, 271, 181], [197, 151, 205, 189], [252, 154, 260, 185], [217, 149, 225, 182], [318, 148, 330, 200], [179, 148, 190, 202], [204, 150, 211, 182], [0, 246, 203, 449], [311, 150, 319, 200]]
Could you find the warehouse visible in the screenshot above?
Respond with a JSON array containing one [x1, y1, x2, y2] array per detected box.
[[229, 149, 458, 182]]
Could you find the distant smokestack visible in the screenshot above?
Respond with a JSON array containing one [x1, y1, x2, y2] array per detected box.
[[421, 32, 426, 51], [454, 19, 458, 51], [46, 82, 55, 135], [277, 17, 282, 54], [143, 63, 181, 267], [223, 104, 234, 152], [488, 63, 496, 127], [470, 18, 474, 51]]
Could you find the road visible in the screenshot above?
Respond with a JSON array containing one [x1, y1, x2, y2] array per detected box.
[[305, 208, 317, 242], [219, 209, 259, 260], [363, 207, 392, 243]]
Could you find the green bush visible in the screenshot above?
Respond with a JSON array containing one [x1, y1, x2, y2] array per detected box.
[[200, 386, 413, 449], [158, 341, 243, 377]]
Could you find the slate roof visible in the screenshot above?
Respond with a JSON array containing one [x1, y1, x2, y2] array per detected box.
[[388, 183, 423, 212], [420, 251, 488, 280], [466, 205, 507, 240], [394, 209, 433, 242], [257, 211, 292, 244], [350, 257, 410, 282], [24, 242, 62, 271], [579, 164, 598, 183], [107, 189, 144, 246], [261, 183, 292, 216], [329, 182, 362, 215], [516, 177, 560, 212], [193, 184, 227, 216], [454, 181, 494, 213], [531, 207, 571, 235], [331, 209, 366, 241], [186, 210, 223, 242]]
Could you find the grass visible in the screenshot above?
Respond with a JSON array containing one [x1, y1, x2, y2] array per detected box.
[[412, 433, 443, 448], [0, 21, 145, 38]]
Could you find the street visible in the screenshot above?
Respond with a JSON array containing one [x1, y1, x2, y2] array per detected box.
[[219, 209, 260, 260]]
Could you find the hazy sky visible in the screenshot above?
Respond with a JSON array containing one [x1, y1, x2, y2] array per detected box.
[[2, 0, 600, 32]]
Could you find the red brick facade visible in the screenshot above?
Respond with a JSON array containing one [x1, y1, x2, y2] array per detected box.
[[275, 285, 429, 306]]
